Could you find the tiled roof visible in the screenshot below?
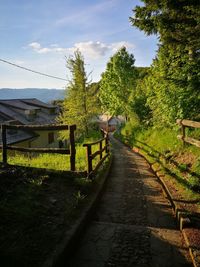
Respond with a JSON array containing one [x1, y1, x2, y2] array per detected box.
[[0, 98, 57, 125], [0, 129, 36, 145], [0, 99, 40, 110], [21, 98, 56, 109], [0, 98, 58, 145]]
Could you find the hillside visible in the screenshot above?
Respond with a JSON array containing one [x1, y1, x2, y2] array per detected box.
[[0, 88, 65, 103]]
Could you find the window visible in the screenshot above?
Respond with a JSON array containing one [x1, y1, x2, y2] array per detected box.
[[48, 132, 54, 144], [25, 109, 38, 121]]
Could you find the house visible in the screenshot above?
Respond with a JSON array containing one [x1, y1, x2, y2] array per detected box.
[[0, 98, 62, 148], [97, 114, 125, 132]]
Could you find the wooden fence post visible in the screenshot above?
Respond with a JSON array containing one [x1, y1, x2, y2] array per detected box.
[[86, 144, 92, 175], [100, 129, 105, 138], [99, 140, 102, 160], [105, 133, 109, 153], [182, 124, 186, 146], [1, 124, 7, 165], [69, 125, 76, 171]]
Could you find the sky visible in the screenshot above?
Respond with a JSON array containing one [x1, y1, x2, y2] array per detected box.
[[0, 0, 158, 89]]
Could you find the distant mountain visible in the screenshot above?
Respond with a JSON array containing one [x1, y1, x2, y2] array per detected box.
[[0, 88, 65, 103]]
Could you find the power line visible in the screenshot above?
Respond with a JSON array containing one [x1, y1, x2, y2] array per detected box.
[[0, 58, 67, 81]]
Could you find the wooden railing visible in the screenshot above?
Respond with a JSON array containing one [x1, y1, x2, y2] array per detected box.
[[177, 119, 200, 148], [1, 124, 76, 171], [83, 133, 110, 178]]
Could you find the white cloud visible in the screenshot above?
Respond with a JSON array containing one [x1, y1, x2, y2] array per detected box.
[[111, 41, 135, 52], [69, 41, 135, 59], [28, 40, 135, 59], [29, 42, 41, 50], [28, 42, 67, 54], [68, 41, 109, 59]]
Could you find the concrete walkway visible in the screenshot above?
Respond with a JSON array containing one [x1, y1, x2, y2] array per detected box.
[[68, 137, 192, 267]]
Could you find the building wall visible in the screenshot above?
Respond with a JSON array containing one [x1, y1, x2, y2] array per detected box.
[[14, 140, 30, 148], [14, 131, 60, 148], [98, 122, 116, 132], [108, 125, 116, 132], [30, 131, 60, 148], [99, 122, 108, 131]]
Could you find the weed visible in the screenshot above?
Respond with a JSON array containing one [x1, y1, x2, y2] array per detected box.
[[28, 175, 49, 186], [74, 190, 86, 206], [178, 163, 188, 172]]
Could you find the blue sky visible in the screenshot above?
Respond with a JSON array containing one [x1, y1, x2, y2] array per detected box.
[[0, 0, 158, 89]]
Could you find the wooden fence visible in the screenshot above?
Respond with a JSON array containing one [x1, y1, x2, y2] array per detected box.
[[83, 132, 110, 179], [1, 124, 76, 171], [177, 119, 200, 148]]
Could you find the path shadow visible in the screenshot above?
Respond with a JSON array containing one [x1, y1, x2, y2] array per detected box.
[[68, 139, 193, 266], [134, 139, 200, 193]]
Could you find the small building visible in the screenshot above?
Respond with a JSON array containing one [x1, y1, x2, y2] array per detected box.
[[0, 98, 61, 148], [97, 114, 125, 132]]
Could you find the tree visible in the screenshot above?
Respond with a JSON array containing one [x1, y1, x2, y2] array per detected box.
[[130, 1, 200, 125], [129, 67, 152, 124], [130, 0, 200, 56], [99, 47, 137, 118], [59, 50, 98, 136], [138, 45, 200, 126]]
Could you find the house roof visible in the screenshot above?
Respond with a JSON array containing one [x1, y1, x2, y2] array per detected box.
[[97, 114, 125, 124], [0, 98, 58, 145], [97, 114, 112, 122], [0, 99, 40, 110], [0, 129, 36, 145], [0, 103, 30, 124], [21, 98, 56, 109], [0, 98, 57, 125]]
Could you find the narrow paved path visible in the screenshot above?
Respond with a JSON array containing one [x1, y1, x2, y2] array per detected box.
[[68, 137, 192, 267]]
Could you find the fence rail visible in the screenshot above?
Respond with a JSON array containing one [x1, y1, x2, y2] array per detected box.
[[83, 133, 110, 179], [5, 146, 70, 154], [177, 119, 200, 148], [5, 124, 69, 131], [1, 124, 110, 177], [1, 124, 76, 171]]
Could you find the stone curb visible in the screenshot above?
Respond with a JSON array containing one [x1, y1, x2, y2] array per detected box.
[[131, 146, 200, 267], [182, 229, 200, 267], [42, 155, 113, 267]]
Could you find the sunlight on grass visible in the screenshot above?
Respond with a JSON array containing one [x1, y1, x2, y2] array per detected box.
[[2, 134, 106, 172]]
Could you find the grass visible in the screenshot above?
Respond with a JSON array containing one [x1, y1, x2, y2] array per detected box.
[[7, 145, 87, 171], [0, 130, 106, 172]]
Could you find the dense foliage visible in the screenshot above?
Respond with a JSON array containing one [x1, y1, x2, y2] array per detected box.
[[129, 0, 200, 126], [99, 47, 137, 119], [144, 45, 200, 125], [129, 67, 151, 124]]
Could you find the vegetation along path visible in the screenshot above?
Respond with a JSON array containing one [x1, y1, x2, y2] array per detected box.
[[68, 136, 192, 267]]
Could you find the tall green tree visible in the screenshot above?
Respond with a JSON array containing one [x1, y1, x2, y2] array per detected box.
[[130, 0, 200, 125], [130, 0, 200, 56], [59, 50, 98, 135], [99, 47, 137, 118], [129, 67, 152, 124], [145, 45, 200, 125]]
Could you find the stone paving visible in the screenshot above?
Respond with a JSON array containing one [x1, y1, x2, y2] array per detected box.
[[68, 136, 192, 267]]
